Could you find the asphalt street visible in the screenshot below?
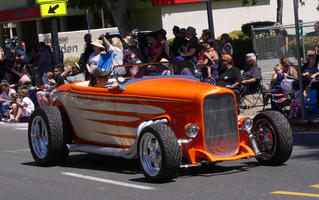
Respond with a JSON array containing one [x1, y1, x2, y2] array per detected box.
[[0, 122, 319, 200]]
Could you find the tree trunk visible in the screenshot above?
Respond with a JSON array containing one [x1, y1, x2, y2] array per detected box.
[[276, 0, 283, 23], [104, 0, 132, 37]]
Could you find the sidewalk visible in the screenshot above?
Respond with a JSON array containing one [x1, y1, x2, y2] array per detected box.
[[240, 103, 319, 133]]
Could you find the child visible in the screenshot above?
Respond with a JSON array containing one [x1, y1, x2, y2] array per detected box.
[[197, 42, 219, 84], [204, 43, 219, 85], [3, 93, 18, 120], [9, 88, 35, 123], [46, 71, 55, 89], [268, 64, 287, 94], [289, 81, 305, 118]]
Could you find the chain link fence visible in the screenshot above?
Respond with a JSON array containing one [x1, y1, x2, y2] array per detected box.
[[252, 21, 319, 62]]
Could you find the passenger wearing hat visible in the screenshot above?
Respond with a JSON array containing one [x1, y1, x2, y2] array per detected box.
[[180, 26, 201, 65], [241, 53, 262, 92], [216, 54, 241, 90], [89, 68, 112, 88], [86, 39, 105, 75]]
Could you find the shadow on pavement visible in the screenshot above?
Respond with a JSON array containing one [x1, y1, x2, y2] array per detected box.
[[292, 132, 319, 160], [22, 153, 140, 174], [177, 161, 260, 179]]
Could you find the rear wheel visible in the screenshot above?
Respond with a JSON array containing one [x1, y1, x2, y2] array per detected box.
[[138, 123, 181, 182], [252, 110, 293, 165], [28, 106, 69, 165]]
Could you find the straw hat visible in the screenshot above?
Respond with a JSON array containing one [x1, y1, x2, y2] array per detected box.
[[160, 58, 170, 67], [91, 39, 105, 49], [124, 36, 136, 47]]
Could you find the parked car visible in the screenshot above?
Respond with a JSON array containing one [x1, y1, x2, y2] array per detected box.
[[28, 62, 293, 182]]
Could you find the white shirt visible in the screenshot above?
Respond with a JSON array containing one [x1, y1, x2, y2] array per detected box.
[[21, 97, 35, 111], [88, 52, 101, 71], [1, 88, 16, 101], [108, 45, 125, 75]]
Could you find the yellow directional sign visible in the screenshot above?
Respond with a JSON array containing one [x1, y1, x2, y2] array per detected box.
[[36, 0, 67, 4], [40, 2, 67, 17]]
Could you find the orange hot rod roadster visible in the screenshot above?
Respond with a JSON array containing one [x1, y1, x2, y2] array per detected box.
[[28, 62, 293, 182]]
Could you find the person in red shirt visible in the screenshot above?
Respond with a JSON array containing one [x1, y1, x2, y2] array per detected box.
[[147, 32, 163, 62]]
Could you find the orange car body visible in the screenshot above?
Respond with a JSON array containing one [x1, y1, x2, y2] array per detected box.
[[52, 76, 254, 165]]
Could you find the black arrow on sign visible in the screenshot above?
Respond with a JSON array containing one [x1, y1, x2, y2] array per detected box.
[[48, 4, 60, 14]]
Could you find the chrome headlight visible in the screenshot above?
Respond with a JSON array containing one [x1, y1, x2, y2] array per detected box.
[[242, 117, 253, 131], [185, 123, 199, 138]]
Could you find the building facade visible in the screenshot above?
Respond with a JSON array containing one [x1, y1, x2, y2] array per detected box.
[[0, 0, 318, 58]]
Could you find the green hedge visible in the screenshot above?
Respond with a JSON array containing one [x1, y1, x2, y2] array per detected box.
[[288, 36, 319, 58]]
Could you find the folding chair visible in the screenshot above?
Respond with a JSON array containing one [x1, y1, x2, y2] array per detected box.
[[238, 80, 267, 112]]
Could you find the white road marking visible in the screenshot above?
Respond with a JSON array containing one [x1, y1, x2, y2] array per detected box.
[[16, 128, 28, 130], [62, 172, 156, 191], [6, 148, 30, 154]]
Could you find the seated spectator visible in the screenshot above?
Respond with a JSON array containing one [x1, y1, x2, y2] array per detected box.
[[8, 88, 34, 123], [301, 50, 318, 97], [241, 53, 262, 92], [280, 57, 298, 79], [170, 26, 188, 60], [146, 32, 164, 63], [63, 62, 85, 84], [302, 50, 318, 77], [268, 64, 287, 94], [51, 65, 65, 87], [180, 26, 201, 66], [123, 36, 141, 65], [220, 33, 234, 65], [36, 66, 64, 107], [9, 64, 32, 89], [216, 54, 241, 90], [0, 80, 17, 119]]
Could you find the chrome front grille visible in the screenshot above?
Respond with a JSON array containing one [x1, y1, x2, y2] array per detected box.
[[203, 93, 239, 158]]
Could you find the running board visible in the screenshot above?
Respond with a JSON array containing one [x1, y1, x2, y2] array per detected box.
[[67, 144, 135, 159]]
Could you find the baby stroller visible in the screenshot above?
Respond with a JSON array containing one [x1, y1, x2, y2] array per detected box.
[[268, 77, 295, 116]]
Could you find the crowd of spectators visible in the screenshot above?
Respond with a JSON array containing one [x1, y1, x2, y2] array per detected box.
[[1, 22, 319, 122]]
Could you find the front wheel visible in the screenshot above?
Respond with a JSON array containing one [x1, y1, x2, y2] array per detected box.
[[28, 106, 69, 165], [252, 110, 293, 165], [138, 123, 181, 182]]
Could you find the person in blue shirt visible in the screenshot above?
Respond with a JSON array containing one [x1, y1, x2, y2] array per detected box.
[[15, 42, 27, 64]]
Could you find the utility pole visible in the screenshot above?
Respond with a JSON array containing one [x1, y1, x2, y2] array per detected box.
[[203, 0, 215, 39], [293, 0, 305, 119], [50, 17, 60, 65]]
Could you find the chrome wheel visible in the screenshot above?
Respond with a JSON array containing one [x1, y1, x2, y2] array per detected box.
[[30, 116, 49, 159], [253, 118, 276, 160], [139, 132, 162, 177]]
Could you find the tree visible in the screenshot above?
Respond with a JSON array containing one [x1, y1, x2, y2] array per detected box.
[[68, 0, 135, 37], [276, 0, 283, 23]]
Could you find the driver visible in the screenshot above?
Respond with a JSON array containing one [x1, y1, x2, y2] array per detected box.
[[89, 68, 112, 88]]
